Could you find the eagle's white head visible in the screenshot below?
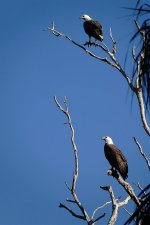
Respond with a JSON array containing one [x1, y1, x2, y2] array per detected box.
[[80, 14, 92, 21], [101, 136, 114, 145]]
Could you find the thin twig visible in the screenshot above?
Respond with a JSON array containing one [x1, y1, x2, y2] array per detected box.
[[93, 213, 106, 223], [123, 207, 132, 216], [134, 20, 145, 40], [133, 182, 147, 195], [66, 198, 76, 203], [109, 27, 116, 54], [92, 200, 113, 219], [59, 203, 85, 220], [65, 181, 71, 191], [133, 137, 150, 170], [123, 207, 136, 222]]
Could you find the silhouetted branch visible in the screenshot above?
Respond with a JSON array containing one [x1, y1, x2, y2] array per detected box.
[[123, 207, 137, 222], [136, 182, 145, 193], [66, 198, 76, 203], [59, 203, 85, 220], [100, 186, 131, 225], [133, 137, 150, 170], [133, 182, 147, 196], [92, 213, 106, 224], [124, 184, 150, 225], [134, 20, 145, 40]]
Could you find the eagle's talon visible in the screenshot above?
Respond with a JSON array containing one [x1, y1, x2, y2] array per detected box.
[[84, 41, 92, 47]]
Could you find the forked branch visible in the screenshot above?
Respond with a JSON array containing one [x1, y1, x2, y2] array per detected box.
[[47, 21, 150, 136], [54, 96, 105, 225], [100, 186, 131, 225], [107, 169, 140, 207], [46, 22, 135, 90]]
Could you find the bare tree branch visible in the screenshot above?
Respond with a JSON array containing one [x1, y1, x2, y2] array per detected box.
[[134, 20, 145, 40], [107, 169, 140, 207], [47, 22, 150, 136], [92, 200, 113, 219], [123, 207, 137, 222], [133, 182, 147, 196], [65, 181, 71, 191], [100, 186, 131, 225], [137, 182, 146, 194], [66, 198, 76, 203], [132, 45, 137, 62], [118, 196, 131, 207], [59, 203, 85, 220], [54, 96, 105, 225], [46, 24, 109, 63], [46, 23, 135, 91], [132, 20, 150, 136], [109, 27, 117, 54], [51, 16, 150, 224], [101, 186, 119, 225], [92, 213, 106, 224], [136, 88, 150, 136], [133, 137, 150, 170], [54, 96, 90, 221], [123, 206, 132, 216]]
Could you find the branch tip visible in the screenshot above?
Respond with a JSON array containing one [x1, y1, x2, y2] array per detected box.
[[133, 137, 150, 170]]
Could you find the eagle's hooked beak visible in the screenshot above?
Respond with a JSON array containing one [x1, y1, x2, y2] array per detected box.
[[101, 136, 106, 141], [80, 15, 84, 19]]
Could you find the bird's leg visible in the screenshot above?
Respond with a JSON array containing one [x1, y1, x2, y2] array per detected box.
[[94, 39, 98, 46], [84, 41, 91, 47], [84, 37, 91, 47], [110, 168, 119, 179], [88, 37, 92, 46]]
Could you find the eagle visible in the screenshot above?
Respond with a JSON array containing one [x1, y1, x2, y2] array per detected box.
[[101, 136, 128, 180], [80, 14, 103, 45]]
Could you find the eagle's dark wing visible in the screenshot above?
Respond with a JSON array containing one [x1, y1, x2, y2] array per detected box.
[[91, 20, 103, 31], [104, 144, 128, 180]]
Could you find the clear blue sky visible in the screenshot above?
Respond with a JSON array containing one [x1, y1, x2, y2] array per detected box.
[[0, 0, 149, 224]]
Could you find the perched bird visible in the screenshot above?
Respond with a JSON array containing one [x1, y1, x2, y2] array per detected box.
[[80, 14, 103, 45], [101, 136, 128, 180]]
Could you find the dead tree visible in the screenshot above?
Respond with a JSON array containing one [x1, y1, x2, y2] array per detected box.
[[54, 96, 106, 225], [54, 96, 132, 225], [46, 21, 150, 136], [46, 16, 150, 225]]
